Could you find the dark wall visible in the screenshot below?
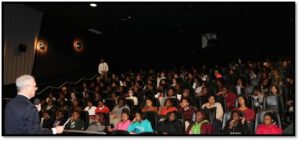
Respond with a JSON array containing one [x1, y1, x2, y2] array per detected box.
[[32, 14, 101, 79], [32, 3, 294, 80]]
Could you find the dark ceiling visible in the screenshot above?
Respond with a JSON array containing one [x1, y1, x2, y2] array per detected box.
[[22, 2, 294, 36]]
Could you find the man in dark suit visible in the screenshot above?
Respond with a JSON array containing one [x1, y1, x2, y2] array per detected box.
[[4, 75, 64, 135]]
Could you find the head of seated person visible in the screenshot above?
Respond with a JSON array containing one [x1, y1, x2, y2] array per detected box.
[[256, 112, 283, 134], [66, 111, 85, 130], [142, 98, 158, 112], [159, 99, 177, 116]]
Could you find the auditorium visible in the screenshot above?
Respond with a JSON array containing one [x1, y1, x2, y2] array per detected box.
[[1, 1, 295, 136]]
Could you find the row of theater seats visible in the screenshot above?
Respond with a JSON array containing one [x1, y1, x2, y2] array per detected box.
[[70, 106, 281, 135]]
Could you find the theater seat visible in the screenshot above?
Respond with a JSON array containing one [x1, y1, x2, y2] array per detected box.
[[222, 110, 232, 130], [197, 96, 208, 109], [143, 111, 158, 131], [215, 96, 226, 112], [262, 95, 285, 120], [168, 98, 179, 108], [80, 111, 89, 130], [254, 109, 281, 133], [105, 98, 116, 111], [126, 99, 135, 113]]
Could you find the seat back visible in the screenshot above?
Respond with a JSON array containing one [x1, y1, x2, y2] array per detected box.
[[168, 98, 179, 108], [105, 98, 116, 111], [80, 111, 89, 130], [222, 111, 232, 130], [203, 107, 217, 123], [215, 96, 226, 112], [254, 109, 281, 133], [143, 111, 158, 131], [126, 99, 135, 112], [263, 95, 285, 119], [197, 96, 208, 109]]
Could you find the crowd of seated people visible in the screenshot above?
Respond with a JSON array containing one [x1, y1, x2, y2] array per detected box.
[[38, 57, 294, 135]]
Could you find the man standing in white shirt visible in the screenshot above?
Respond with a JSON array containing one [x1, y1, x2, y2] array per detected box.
[[98, 58, 109, 77]]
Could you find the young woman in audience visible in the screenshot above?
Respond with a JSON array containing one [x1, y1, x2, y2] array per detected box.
[[270, 84, 281, 96], [234, 78, 245, 96], [142, 98, 158, 112], [202, 95, 224, 122], [157, 111, 183, 134], [256, 112, 283, 134], [159, 98, 177, 116], [128, 111, 153, 134], [178, 98, 196, 121], [186, 110, 213, 134], [83, 100, 97, 122], [65, 111, 85, 130], [86, 113, 106, 132], [222, 110, 250, 135], [233, 96, 255, 123], [202, 95, 224, 133], [126, 89, 138, 106], [95, 100, 110, 114], [108, 111, 131, 132], [162, 87, 177, 105]]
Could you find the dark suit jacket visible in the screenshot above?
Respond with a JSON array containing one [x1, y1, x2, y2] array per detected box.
[[4, 95, 53, 135]]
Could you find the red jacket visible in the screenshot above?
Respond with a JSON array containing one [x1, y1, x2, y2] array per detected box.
[[225, 92, 236, 110], [95, 106, 110, 114], [233, 108, 255, 122], [256, 124, 283, 135]]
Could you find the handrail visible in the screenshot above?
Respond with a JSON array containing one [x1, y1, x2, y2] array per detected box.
[[36, 74, 98, 95]]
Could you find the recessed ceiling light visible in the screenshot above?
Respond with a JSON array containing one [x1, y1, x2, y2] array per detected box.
[[90, 3, 97, 7]]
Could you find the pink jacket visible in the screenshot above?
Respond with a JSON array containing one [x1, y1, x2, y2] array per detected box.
[[114, 120, 131, 131]]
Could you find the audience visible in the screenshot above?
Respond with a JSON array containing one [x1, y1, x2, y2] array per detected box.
[[32, 57, 293, 135]]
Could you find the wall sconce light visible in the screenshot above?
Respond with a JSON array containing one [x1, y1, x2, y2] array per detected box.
[[36, 40, 48, 54], [73, 39, 84, 53]]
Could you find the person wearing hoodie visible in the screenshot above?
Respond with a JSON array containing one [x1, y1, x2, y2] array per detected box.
[[127, 111, 153, 134], [186, 110, 213, 134], [256, 112, 283, 134], [157, 111, 183, 134], [222, 110, 250, 135]]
